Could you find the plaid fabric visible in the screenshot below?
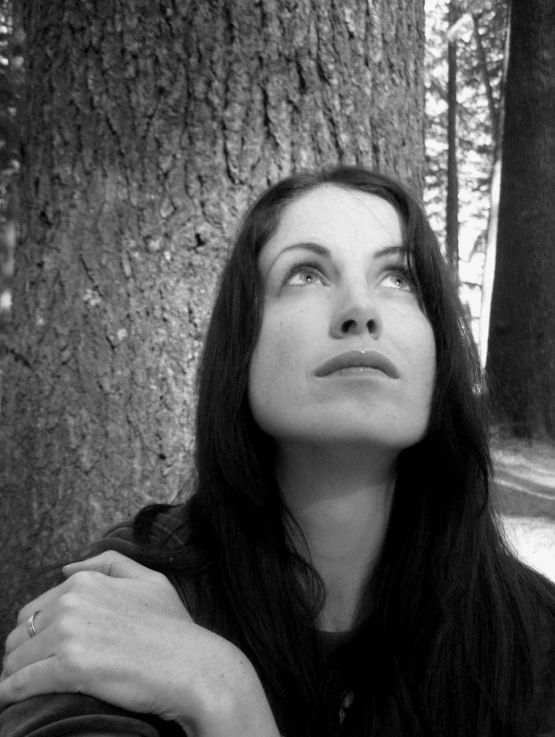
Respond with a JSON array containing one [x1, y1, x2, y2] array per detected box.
[[104, 503, 358, 727], [104, 503, 190, 549]]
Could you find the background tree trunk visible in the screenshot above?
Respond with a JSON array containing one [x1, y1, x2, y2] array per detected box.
[[446, 0, 459, 271], [0, 0, 425, 641], [477, 4, 510, 367], [487, 0, 555, 437]]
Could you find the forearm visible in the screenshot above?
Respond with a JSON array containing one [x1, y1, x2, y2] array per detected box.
[[0, 552, 280, 735], [182, 656, 280, 737]]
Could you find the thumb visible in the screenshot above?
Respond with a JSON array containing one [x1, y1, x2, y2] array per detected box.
[[63, 550, 162, 580]]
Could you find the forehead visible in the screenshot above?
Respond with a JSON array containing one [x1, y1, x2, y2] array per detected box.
[[259, 185, 403, 269]]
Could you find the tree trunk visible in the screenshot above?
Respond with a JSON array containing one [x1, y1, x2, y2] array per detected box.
[[0, 0, 425, 640], [471, 12, 498, 143], [487, 0, 555, 437], [477, 4, 510, 367], [446, 0, 459, 271]]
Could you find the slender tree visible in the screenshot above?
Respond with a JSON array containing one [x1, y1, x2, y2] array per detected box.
[[487, 0, 555, 437], [0, 0, 426, 641], [425, 0, 507, 266], [446, 0, 460, 270], [477, 3, 510, 366]]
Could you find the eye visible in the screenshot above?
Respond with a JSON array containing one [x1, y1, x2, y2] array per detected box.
[[282, 264, 327, 288], [381, 267, 414, 292]]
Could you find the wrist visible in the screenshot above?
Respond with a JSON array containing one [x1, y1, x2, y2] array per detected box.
[[185, 649, 280, 737]]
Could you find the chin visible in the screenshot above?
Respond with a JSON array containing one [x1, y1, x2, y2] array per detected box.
[[268, 421, 428, 452]]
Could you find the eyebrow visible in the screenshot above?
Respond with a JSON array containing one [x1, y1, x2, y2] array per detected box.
[[267, 242, 407, 271]]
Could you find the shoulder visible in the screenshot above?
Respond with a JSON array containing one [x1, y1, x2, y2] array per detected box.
[[97, 503, 198, 613], [103, 503, 190, 550]]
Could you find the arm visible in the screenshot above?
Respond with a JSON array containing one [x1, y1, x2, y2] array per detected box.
[[0, 552, 280, 737], [0, 693, 181, 737]]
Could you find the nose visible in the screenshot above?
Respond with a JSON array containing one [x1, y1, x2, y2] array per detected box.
[[330, 283, 382, 339]]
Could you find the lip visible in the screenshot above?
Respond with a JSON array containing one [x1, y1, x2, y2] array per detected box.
[[314, 350, 400, 379]]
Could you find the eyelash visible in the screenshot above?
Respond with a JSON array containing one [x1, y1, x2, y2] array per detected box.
[[384, 265, 414, 290], [280, 261, 415, 291], [281, 262, 326, 287]]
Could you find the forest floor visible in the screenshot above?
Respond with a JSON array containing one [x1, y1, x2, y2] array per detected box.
[[492, 432, 555, 582]]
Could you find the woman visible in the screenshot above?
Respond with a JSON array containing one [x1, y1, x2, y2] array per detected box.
[[1, 167, 554, 736]]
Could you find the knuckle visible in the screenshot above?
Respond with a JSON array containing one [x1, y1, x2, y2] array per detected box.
[[10, 667, 31, 698], [16, 606, 30, 627], [54, 609, 85, 642], [54, 600, 85, 640], [58, 639, 87, 673], [93, 550, 122, 570], [58, 591, 81, 614], [4, 628, 17, 655], [2, 650, 15, 677], [54, 614, 74, 641], [104, 549, 124, 560], [67, 570, 99, 589]]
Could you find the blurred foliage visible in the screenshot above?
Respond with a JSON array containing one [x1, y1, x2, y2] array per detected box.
[[424, 0, 507, 268], [0, 0, 21, 340]]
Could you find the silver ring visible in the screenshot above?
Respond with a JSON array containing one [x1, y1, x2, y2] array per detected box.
[[26, 610, 41, 638]]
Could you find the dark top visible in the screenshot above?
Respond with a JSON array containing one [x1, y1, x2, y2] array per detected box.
[[0, 694, 184, 737], [1, 504, 555, 736]]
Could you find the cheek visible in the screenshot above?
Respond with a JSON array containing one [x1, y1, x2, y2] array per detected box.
[[252, 308, 313, 376], [247, 311, 313, 431], [251, 319, 291, 376], [417, 326, 437, 400], [248, 320, 294, 414], [402, 318, 436, 396]]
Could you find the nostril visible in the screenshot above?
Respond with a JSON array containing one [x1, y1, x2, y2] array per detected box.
[[366, 318, 377, 333], [341, 319, 357, 333]]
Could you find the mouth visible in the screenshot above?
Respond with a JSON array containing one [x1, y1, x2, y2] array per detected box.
[[314, 350, 400, 379]]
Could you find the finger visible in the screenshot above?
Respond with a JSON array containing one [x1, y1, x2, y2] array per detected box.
[[6, 602, 56, 658], [63, 550, 164, 581], [0, 657, 68, 708], [16, 581, 67, 628], [4, 619, 38, 659], [2, 624, 54, 679]]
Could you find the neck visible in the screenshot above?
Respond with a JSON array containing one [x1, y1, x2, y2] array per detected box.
[[277, 443, 397, 632]]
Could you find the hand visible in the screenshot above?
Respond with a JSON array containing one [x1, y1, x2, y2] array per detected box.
[[0, 552, 280, 736]]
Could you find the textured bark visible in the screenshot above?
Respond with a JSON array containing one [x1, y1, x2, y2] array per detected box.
[[0, 0, 425, 639], [487, 0, 555, 437]]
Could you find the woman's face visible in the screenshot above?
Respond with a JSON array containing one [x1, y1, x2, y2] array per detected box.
[[248, 185, 436, 452]]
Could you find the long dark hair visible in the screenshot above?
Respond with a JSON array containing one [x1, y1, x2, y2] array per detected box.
[[120, 168, 554, 736]]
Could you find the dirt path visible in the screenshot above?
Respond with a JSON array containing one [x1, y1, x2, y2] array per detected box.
[[492, 435, 555, 581]]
